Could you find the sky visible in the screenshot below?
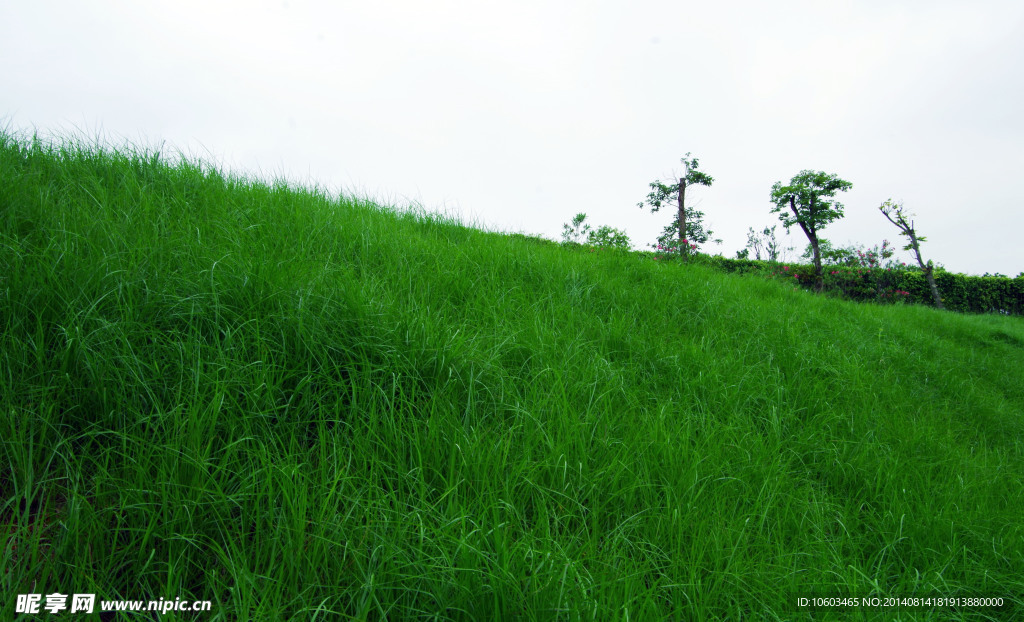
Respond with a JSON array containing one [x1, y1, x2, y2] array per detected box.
[[3, 0, 1023, 276]]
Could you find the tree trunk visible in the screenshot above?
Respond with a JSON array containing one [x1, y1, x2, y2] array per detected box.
[[789, 197, 824, 292], [879, 209, 945, 310], [907, 235, 944, 309], [678, 177, 687, 260], [810, 234, 824, 293], [923, 264, 944, 310]]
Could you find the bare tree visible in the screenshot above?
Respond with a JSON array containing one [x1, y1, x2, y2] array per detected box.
[[878, 199, 944, 309]]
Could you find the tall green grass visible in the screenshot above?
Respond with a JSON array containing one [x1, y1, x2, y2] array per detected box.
[[2, 129, 1022, 620]]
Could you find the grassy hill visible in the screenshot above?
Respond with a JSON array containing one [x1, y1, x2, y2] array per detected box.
[[2, 130, 1022, 620]]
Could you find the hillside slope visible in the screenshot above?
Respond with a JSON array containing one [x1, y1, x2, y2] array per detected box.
[[2, 131, 1022, 620]]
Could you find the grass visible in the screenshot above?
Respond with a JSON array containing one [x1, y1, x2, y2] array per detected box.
[[2, 128, 1022, 621]]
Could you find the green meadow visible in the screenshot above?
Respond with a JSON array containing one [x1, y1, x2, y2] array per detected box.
[[2, 130, 1022, 621]]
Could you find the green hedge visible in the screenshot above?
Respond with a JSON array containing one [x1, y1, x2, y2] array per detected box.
[[661, 253, 1024, 316], [930, 271, 1024, 314]]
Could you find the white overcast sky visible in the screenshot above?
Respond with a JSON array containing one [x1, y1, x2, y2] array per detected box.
[[4, 0, 1023, 275]]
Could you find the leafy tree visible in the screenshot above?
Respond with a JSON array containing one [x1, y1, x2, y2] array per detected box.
[[878, 199, 944, 309], [638, 153, 714, 259], [770, 170, 852, 292]]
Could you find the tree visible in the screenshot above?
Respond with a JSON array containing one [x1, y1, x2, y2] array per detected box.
[[770, 170, 852, 292], [638, 153, 714, 259], [878, 199, 944, 309]]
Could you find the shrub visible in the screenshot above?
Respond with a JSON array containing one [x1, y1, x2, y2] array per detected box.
[[587, 225, 632, 252]]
